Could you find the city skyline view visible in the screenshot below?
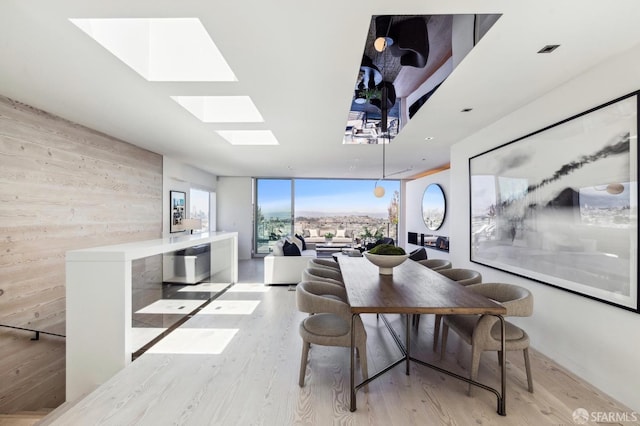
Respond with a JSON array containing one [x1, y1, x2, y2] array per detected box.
[[258, 178, 400, 218], [255, 178, 401, 254]]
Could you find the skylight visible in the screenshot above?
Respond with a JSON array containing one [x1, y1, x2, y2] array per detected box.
[[217, 130, 279, 145], [69, 18, 237, 81], [171, 96, 263, 122]]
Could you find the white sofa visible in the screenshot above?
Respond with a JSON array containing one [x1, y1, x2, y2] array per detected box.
[[264, 249, 316, 285], [303, 229, 352, 249]]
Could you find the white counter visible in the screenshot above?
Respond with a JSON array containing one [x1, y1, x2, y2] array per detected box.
[[65, 232, 238, 401]]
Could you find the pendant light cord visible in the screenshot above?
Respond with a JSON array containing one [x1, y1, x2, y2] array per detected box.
[[382, 136, 386, 179], [381, 83, 388, 180]]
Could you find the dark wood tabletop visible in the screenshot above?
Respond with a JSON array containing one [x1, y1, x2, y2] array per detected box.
[[338, 257, 506, 316]]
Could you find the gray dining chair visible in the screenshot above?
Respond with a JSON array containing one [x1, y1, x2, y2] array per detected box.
[[412, 259, 453, 331], [412, 267, 481, 329], [430, 268, 482, 350], [301, 267, 346, 303], [408, 247, 427, 261], [296, 280, 368, 388], [302, 266, 344, 286], [418, 258, 452, 271], [440, 283, 534, 395], [308, 257, 341, 271]]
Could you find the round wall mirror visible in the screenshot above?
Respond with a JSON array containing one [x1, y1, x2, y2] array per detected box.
[[422, 183, 446, 230]]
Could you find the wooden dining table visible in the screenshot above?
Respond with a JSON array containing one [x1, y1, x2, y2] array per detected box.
[[337, 256, 508, 415]]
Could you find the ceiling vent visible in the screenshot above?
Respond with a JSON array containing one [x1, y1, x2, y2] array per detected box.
[[537, 44, 560, 53]]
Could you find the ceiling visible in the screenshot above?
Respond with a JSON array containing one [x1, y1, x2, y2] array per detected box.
[[2, 1, 640, 180]]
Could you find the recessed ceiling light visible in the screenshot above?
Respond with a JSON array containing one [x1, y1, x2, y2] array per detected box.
[[171, 96, 263, 123], [69, 18, 237, 81], [537, 44, 560, 54], [424, 136, 434, 140], [461, 108, 473, 112], [216, 130, 279, 145]]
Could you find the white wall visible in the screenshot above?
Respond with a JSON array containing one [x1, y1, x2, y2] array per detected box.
[[404, 170, 451, 260], [162, 157, 217, 236], [449, 44, 640, 411], [216, 176, 253, 260]]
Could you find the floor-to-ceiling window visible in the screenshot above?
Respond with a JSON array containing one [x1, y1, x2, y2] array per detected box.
[[255, 179, 294, 255], [254, 178, 400, 255], [189, 188, 210, 233]]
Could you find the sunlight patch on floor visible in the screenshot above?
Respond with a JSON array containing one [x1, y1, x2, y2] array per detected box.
[[177, 282, 230, 293], [197, 300, 261, 315], [226, 282, 270, 293], [145, 328, 238, 354], [135, 299, 204, 314], [131, 327, 167, 352]]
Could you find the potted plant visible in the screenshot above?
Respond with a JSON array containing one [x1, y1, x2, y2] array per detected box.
[[360, 226, 383, 245], [324, 232, 335, 242], [364, 244, 408, 275], [357, 88, 382, 102]]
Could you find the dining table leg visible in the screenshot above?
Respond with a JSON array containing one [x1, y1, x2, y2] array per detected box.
[[350, 313, 357, 412], [405, 314, 411, 375], [497, 314, 506, 415]]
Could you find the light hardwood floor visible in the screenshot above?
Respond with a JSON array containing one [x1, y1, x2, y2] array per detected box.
[[39, 259, 634, 426]]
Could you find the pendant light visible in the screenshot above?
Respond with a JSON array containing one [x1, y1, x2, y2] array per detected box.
[[374, 16, 394, 52], [373, 135, 386, 197], [373, 85, 389, 198], [374, 182, 385, 197]]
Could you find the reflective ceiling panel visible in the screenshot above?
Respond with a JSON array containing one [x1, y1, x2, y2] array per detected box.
[[344, 14, 500, 145]]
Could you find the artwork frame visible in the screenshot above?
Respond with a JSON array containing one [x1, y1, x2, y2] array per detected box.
[[469, 91, 638, 313], [170, 190, 186, 233]]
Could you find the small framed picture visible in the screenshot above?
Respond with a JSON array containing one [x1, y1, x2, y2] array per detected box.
[[170, 190, 186, 233]]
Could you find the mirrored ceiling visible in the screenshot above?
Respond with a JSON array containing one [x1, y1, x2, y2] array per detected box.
[[344, 14, 500, 145]]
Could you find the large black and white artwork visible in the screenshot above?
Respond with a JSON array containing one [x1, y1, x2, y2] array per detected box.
[[470, 92, 638, 312]]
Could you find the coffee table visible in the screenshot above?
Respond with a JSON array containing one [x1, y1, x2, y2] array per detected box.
[[315, 243, 352, 258]]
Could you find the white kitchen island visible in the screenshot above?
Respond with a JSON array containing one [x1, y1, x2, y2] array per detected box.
[[65, 231, 238, 402]]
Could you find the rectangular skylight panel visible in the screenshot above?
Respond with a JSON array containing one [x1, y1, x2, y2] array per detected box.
[[172, 96, 264, 122], [69, 18, 237, 82], [216, 130, 279, 145]]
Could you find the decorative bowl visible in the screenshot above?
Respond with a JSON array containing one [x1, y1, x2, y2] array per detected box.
[[364, 252, 409, 275]]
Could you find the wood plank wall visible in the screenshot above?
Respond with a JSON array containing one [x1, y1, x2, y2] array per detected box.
[[0, 96, 163, 413]]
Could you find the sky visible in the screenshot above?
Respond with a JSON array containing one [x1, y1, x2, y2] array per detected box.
[[257, 179, 400, 217], [190, 188, 210, 216]]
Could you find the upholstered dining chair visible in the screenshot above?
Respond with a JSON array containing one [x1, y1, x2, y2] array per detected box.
[[308, 258, 340, 271], [302, 267, 344, 287], [365, 237, 395, 251], [296, 280, 368, 388], [429, 268, 483, 350], [408, 247, 427, 261], [440, 283, 534, 395], [418, 258, 452, 271], [412, 259, 452, 328]]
